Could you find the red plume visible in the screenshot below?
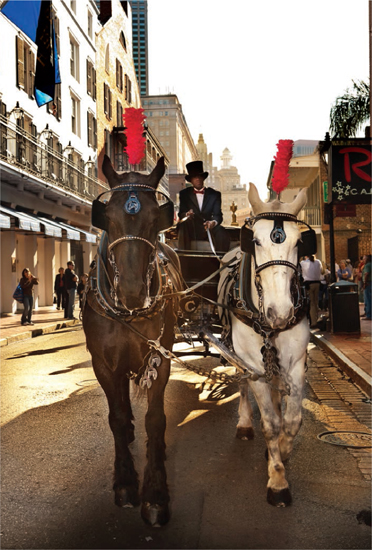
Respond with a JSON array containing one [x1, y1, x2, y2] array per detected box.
[[271, 139, 294, 195], [123, 108, 146, 165]]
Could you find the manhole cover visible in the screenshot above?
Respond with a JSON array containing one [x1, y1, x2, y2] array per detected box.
[[317, 431, 372, 448]]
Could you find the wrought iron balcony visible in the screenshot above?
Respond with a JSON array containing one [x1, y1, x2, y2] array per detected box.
[[0, 114, 109, 201]]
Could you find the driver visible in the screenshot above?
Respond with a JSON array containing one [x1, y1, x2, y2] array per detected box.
[[178, 161, 229, 251]]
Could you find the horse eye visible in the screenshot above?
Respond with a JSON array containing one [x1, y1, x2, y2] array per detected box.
[[252, 238, 261, 246]]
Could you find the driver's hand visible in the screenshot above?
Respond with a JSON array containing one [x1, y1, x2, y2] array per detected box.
[[204, 220, 217, 230]]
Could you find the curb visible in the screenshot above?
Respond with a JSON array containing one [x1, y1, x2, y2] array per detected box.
[[0, 319, 80, 347], [310, 331, 371, 397]]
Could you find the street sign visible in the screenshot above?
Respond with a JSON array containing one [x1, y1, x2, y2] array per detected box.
[[323, 181, 328, 203], [330, 141, 372, 205]]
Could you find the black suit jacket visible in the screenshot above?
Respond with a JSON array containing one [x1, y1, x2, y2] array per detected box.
[[178, 186, 223, 225]]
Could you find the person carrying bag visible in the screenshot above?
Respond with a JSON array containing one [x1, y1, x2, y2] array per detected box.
[[19, 268, 39, 326]]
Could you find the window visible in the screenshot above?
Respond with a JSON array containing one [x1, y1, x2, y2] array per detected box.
[[105, 44, 110, 73], [104, 83, 112, 119], [87, 10, 93, 39], [70, 0, 76, 13], [116, 101, 123, 127], [70, 37, 79, 81], [87, 111, 97, 149], [16, 36, 35, 98], [124, 74, 132, 104], [119, 31, 126, 50], [116, 59, 123, 92], [86, 59, 96, 100], [71, 93, 80, 136], [105, 129, 113, 159], [46, 83, 62, 120]]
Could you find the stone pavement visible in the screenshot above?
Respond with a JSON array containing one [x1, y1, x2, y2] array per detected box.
[[0, 305, 80, 347], [310, 304, 371, 397], [1, 303, 371, 397]]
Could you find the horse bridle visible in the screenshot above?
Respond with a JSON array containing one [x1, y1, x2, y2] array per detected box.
[[97, 183, 168, 312], [246, 212, 305, 276]]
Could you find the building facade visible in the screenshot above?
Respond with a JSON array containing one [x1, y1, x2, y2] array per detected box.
[[129, 0, 148, 96], [142, 94, 198, 203], [0, 0, 105, 315]]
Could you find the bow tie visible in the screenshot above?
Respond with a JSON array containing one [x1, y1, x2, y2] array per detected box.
[[193, 188, 205, 194]]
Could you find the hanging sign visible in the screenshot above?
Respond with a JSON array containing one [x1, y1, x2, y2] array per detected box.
[[330, 140, 372, 205]]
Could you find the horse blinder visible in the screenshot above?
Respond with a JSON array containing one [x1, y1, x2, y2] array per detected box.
[[297, 229, 317, 258], [92, 198, 174, 233], [92, 199, 108, 231]]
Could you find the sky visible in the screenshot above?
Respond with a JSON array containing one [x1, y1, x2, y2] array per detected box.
[[147, 0, 370, 198]]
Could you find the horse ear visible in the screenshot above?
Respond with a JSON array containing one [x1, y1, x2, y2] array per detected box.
[[287, 187, 307, 216], [248, 182, 266, 215], [102, 155, 119, 188], [148, 156, 165, 188]]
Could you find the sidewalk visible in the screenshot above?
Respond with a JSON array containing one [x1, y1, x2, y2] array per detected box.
[[0, 305, 80, 347], [1, 303, 371, 396], [310, 304, 371, 397]]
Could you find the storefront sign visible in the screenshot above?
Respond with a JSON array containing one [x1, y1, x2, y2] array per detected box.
[[330, 142, 371, 204]]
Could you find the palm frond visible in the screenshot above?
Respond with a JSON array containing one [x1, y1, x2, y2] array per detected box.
[[329, 79, 370, 138]]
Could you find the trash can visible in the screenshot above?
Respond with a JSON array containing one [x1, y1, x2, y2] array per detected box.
[[329, 281, 361, 333]]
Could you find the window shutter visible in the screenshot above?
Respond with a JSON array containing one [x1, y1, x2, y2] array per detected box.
[[93, 117, 97, 149], [56, 84, 62, 120], [87, 59, 92, 95], [116, 59, 119, 88], [29, 50, 35, 98], [128, 79, 132, 104], [92, 67, 96, 100], [87, 111, 92, 147], [16, 36, 25, 89], [124, 74, 128, 102], [109, 88, 112, 119], [104, 83, 108, 115], [120, 64, 123, 92], [54, 15, 60, 56]]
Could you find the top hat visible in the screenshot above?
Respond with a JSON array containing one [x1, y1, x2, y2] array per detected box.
[[185, 161, 209, 182]]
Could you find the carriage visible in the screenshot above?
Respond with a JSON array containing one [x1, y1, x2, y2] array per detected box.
[[83, 154, 317, 526]]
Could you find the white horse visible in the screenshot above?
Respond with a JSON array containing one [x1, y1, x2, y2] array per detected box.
[[218, 183, 310, 507]]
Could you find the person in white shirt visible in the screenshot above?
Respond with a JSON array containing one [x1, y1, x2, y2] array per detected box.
[[300, 255, 322, 328]]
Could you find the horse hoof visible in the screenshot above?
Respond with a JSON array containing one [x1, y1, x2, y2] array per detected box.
[[236, 427, 254, 440], [141, 502, 170, 527], [267, 487, 292, 507], [114, 487, 140, 508]]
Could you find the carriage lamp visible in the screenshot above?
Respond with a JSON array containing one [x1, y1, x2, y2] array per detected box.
[[40, 124, 53, 140], [85, 156, 95, 170], [63, 141, 74, 154], [9, 101, 24, 121]]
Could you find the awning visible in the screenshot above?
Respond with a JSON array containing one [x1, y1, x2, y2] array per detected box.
[[57, 221, 97, 244], [38, 217, 80, 240], [0, 205, 41, 231], [16, 211, 62, 237], [0, 211, 11, 229]]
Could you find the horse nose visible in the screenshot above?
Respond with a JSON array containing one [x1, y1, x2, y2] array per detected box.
[[266, 305, 294, 329]]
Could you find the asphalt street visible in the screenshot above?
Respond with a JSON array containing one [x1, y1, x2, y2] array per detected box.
[[1, 326, 371, 549]]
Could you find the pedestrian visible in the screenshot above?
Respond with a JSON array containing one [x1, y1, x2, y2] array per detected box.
[[361, 254, 371, 321], [77, 273, 88, 310], [19, 268, 39, 326], [64, 260, 78, 320], [337, 260, 351, 281], [345, 259, 353, 280], [357, 255, 365, 303], [54, 267, 67, 310], [319, 261, 330, 311], [178, 161, 230, 252], [300, 254, 322, 328]]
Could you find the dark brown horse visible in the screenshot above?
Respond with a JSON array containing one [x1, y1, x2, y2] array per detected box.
[[83, 156, 182, 526]]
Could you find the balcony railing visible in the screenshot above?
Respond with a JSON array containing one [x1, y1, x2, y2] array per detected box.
[[300, 206, 321, 227], [0, 115, 109, 200]]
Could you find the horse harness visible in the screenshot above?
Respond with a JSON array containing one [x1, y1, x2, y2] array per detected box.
[[84, 182, 182, 389], [216, 212, 316, 392]]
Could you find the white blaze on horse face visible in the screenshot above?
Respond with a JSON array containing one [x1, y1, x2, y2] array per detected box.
[[253, 219, 300, 329]]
